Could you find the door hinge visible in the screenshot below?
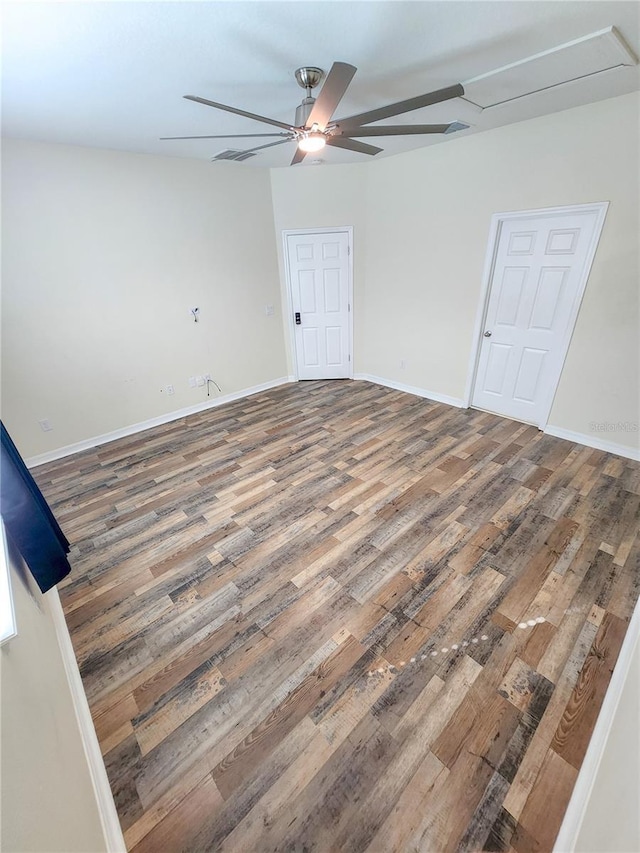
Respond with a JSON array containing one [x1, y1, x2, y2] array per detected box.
[[348, 303, 351, 312], [348, 245, 351, 256], [348, 354, 351, 362]]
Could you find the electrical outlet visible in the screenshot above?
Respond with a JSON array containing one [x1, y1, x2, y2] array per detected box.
[[165, 384, 175, 396], [38, 418, 53, 432], [265, 304, 275, 316], [188, 376, 197, 388]]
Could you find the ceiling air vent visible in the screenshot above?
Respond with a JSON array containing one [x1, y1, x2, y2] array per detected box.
[[211, 149, 258, 162]]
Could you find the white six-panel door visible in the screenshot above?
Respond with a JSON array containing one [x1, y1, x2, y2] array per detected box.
[[285, 230, 352, 380], [471, 207, 606, 426]]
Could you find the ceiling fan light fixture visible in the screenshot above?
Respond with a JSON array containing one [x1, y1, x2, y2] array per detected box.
[[298, 131, 326, 153], [175, 62, 466, 166]]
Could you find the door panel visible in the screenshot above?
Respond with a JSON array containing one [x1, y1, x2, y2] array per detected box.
[[472, 209, 602, 425], [302, 328, 319, 366], [483, 343, 513, 395], [326, 327, 342, 365], [286, 231, 351, 380], [513, 348, 546, 402], [529, 268, 567, 329], [496, 268, 527, 326]]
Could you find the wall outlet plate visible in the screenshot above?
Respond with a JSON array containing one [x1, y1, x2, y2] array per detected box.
[[188, 377, 197, 388], [38, 418, 53, 432]]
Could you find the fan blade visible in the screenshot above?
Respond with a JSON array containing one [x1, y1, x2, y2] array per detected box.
[[241, 139, 292, 154], [326, 137, 382, 156], [306, 62, 357, 131], [336, 83, 464, 128], [184, 95, 293, 131], [161, 133, 291, 140], [290, 147, 307, 166], [340, 123, 450, 137]]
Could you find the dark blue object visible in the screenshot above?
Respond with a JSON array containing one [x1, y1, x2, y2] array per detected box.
[[1, 422, 71, 593]]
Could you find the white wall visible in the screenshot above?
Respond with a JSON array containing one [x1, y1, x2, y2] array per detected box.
[[270, 91, 640, 454], [1, 139, 287, 458], [0, 548, 108, 853], [574, 633, 640, 853]]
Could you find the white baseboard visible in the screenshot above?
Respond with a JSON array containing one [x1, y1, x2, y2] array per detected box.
[[352, 379, 639, 462], [554, 595, 640, 852], [353, 373, 465, 409], [27, 376, 295, 468], [48, 588, 126, 853], [544, 424, 640, 462]]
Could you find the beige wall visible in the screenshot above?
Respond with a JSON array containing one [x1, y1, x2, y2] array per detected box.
[[269, 162, 368, 374], [1, 139, 287, 459], [0, 548, 107, 853], [270, 91, 639, 452], [363, 91, 639, 445], [3, 95, 637, 460]]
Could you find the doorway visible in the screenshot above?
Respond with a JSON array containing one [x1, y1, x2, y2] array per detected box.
[[283, 228, 353, 380], [467, 203, 608, 427]]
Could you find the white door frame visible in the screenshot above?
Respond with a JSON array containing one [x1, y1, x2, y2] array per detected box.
[[463, 201, 609, 428], [282, 226, 354, 381]]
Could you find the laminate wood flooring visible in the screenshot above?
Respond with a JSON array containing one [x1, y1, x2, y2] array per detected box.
[[34, 380, 640, 852]]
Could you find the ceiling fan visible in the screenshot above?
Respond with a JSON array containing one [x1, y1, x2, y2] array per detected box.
[[161, 62, 468, 164]]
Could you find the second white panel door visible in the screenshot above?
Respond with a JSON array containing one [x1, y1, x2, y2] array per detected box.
[[472, 209, 603, 426], [286, 231, 351, 380]]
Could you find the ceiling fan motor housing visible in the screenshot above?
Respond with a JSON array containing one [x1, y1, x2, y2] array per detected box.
[[295, 97, 316, 128]]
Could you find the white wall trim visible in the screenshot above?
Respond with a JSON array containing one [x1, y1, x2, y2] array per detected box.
[[48, 588, 126, 853], [544, 424, 640, 462], [353, 373, 465, 409], [554, 595, 640, 852], [26, 376, 295, 468], [281, 226, 354, 381], [463, 201, 610, 428]]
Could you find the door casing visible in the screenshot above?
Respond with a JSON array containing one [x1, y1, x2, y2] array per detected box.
[[464, 202, 609, 428], [282, 226, 354, 381]]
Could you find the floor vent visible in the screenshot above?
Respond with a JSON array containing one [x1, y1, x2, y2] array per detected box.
[[212, 149, 258, 162]]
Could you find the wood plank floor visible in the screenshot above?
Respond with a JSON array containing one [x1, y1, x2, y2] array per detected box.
[[34, 380, 640, 852]]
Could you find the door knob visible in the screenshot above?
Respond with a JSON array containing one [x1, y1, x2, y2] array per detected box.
[[484, 330, 492, 337], [295, 312, 301, 325]]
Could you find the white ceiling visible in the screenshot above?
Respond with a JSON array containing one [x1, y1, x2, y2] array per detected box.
[[2, 1, 639, 168]]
